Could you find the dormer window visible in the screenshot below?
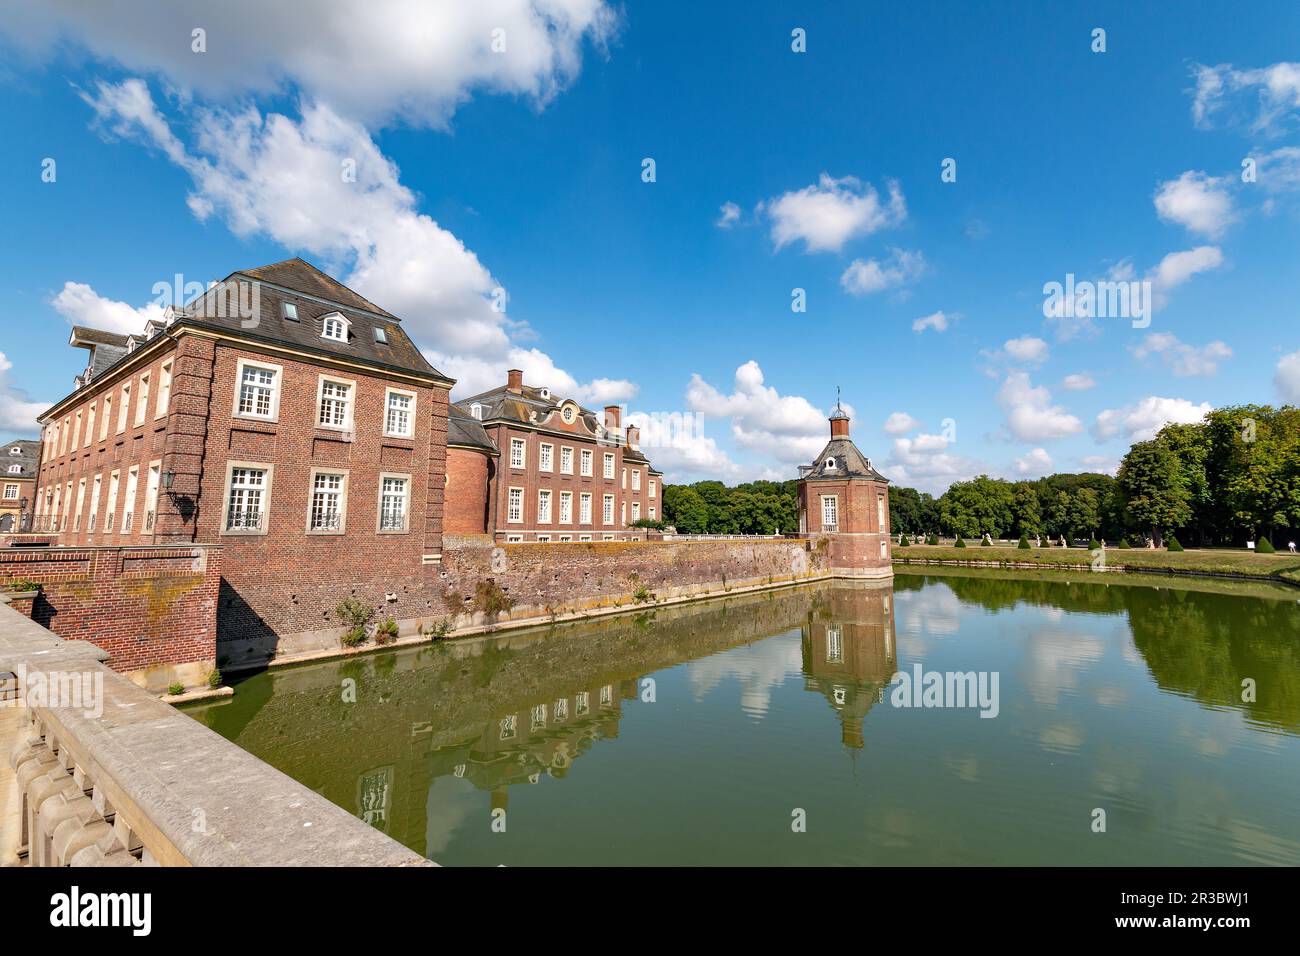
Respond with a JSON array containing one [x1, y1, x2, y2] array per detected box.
[[561, 403, 577, 425], [9, 447, 19, 455], [8, 465, 20, 474], [281, 302, 299, 321], [824, 457, 837, 470], [540, 387, 550, 400], [470, 403, 483, 420], [373, 326, 388, 344], [320, 313, 349, 342]]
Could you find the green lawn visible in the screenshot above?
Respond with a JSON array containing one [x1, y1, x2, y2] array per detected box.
[[893, 543, 1300, 584]]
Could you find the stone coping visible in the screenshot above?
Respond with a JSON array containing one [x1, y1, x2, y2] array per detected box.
[[0, 600, 431, 867]]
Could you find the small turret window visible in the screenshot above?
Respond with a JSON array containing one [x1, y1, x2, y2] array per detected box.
[[321, 313, 349, 342], [824, 457, 837, 470], [470, 403, 483, 420]]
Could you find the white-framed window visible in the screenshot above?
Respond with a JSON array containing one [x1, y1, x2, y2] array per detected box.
[[281, 301, 298, 321], [88, 474, 102, 532], [470, 402, 483, 420], [510, 438, 526, 469], [536, 534, 551, 543], [602, 494, 614, 525], [143, 461, 161, 532], [2, 483, 18, 500], [579, 534, 592, 542], [575, 691, 590, 715], [321, 313, 349, 342], [631, 469, 641, 491], [821, 495, 838, 530], [100, 395, 112, 441], [316, 375, 354, 431], [600, 685, 614, 706], [156, 360, 173, 418], [649, 478, 656, 498], [123, 466, 138, 532], [61, 481, 71, 530], [560, 446, 573, 474], [7, 464, 19, 474], [307, 469, 347, 533], [507, 487, 524, 523], [72, 410, 81, 450], [559, 491, 572, 524], [537, 489, 553, 523], [580, 448, 593, 476], [384, 388, 416, 438], [631, 501, 641, 522], [234, 359, 282, 421], [105, 470, 119, 531], [378, 474, 410, 532], [603, 452, 615, 479], [877, 494, 886, 532], [621, 501, 626, 525], [73, 477, 86, 531], [84, 403, 96, 448], [601, 534, 613, 541], [621, 467, 626, 488], [134, 372, 150, 426], [506, 534, 523, 543], [649, 506, 656, 520], [579, 492, 592, 524], [499, 714, 517, 740], [826, 624, 843, 663], [539, 443, 553, 472], [559, 534, 572, 542], [880, 539, 888, 559], [117, 382, 131, 433]]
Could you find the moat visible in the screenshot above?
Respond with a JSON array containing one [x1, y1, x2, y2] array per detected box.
[[186, 569, 1300, 866]]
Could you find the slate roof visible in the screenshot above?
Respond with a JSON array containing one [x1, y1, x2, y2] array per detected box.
[[448, 405, 497, 453], [454, 384, 605, 434], [801, 437, 889, 482], [0, 439, 41, 479]]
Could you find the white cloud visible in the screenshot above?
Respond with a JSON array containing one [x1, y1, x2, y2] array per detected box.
[[1001, 336, 1049, 364], [715, 201, 740, 228], [1275, 350, 1300, 404], [883, 411, 920, 435], [50, 281, 166, 336], [2, 0, 619, 129], [1150, 245, 1225, 308], [997, 371, 1083, 442], [78, 79, 625, 402], [1192, 61, 1300, 135], [911, 310, 950, 334], [1154, 171, 1236, 239], [1132, 332, 1232, 377], [1061, 373, 1096, 391], [763, 173, 906, 254], [1014, 447, 1053, 477], [1078, 455, 1118, 476], [840, 248, 926, 296], [884, 433, 985, 495], [1093, 396, 1212, 443], [0, 353, 50, 435], [685, 361, 833, 464], [1256, 146, 1300, 193]]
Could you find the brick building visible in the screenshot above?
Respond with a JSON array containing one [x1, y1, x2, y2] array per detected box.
[[449, 369, 664, 542], [797, 400, 892, 578], [31, 258, 454, 641], [0, 439, 40, 531]]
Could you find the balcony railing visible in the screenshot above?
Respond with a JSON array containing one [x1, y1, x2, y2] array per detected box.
[[226, 509, 264, 531], [103, 512, 114, 533], [823, 523, 839, 533], [87, 514, 96, 532], [379, 511, 407, 532], [144, 510, 155, 531], [309, 511, 342, 532], [122, 512, 133, 533]]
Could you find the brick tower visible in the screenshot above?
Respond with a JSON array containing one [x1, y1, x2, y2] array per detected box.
[[797, 395, 892, 579]]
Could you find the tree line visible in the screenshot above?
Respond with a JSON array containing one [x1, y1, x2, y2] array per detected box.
[[664, 405, 1300, 546]]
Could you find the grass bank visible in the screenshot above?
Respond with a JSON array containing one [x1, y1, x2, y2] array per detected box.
[[893, 544, 1300, 585]]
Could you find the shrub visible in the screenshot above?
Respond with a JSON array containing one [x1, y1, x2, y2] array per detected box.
[[954, 536, 966, 549], [336, 596, 373, 627], [474, 580, 514, 620], [1089, 537, 1101, 550], [1166, 535, 1184, 552], [206, 668, 222, 689], [1118, 538, 1131, 549], [629, 518, 667, 530], [1018, 534, 1031, 550], [632, 585, 653, 604], [927, 534, 939, 546], [374, 616, 399, 645], [899, 535, 911, 547], [341, 626, 367, 648], [2, 578, 40, 593], [980, 536, 992, 547], [167, 682, 185, 696], [1257, 537, 1276, 554]]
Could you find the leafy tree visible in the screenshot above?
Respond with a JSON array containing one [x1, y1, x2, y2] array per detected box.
[[939, 475, 1015, 537], [1117, 440, 1192, 546]]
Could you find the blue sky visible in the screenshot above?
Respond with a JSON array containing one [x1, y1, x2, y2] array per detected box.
[[1, 1, 1298, 491]]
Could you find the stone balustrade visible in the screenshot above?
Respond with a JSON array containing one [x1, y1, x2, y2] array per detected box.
[[0, 598, 432, 867]]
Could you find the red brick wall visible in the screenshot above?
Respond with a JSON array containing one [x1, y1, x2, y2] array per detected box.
[[798, 477, 891, 572], [0, 545, 219, 672], [445, 447, 491, 533]]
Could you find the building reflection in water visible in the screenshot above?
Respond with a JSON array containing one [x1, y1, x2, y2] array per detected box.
[[800, 582, 897, 749]]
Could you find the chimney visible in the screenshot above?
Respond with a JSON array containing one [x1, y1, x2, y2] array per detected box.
[[506, 368, 523, 394], [626, 424, 640, 449], [604, 404, 622, 432]]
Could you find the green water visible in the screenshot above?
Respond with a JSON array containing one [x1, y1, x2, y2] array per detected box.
[[187, 570, 1300, 865]]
